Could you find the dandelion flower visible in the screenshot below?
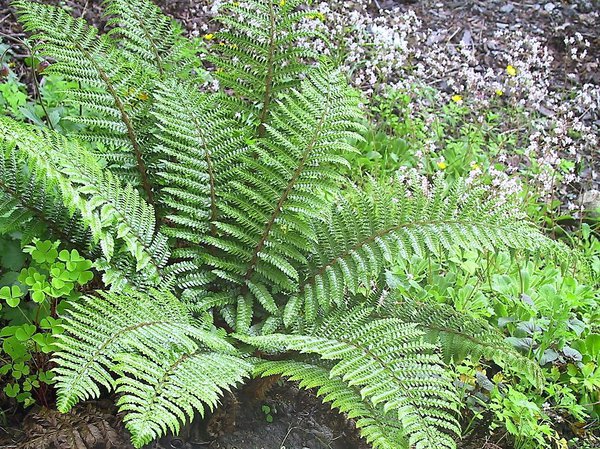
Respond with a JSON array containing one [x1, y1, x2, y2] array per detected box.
[[436, 161, 447, 170], [506, 65, 517, 76], [204, 33, 215, 40], [279, 0, 286, 6], [451, 94, 463, 103], [495, 89, 504, 96]]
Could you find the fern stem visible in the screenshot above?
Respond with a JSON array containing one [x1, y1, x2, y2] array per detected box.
[[189, 114, 218, 237], [243, 87, 331, 287], [131, 8, 165, 77], [77, 44, 154, 205]]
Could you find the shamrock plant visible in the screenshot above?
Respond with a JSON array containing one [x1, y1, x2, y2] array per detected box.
[[0, 239, 93, 407]]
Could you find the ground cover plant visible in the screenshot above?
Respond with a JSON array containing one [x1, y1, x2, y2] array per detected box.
[[0, 1, 598, 449]]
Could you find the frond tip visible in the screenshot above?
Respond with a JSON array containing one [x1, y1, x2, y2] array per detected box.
[[380, 294, 545, 389]]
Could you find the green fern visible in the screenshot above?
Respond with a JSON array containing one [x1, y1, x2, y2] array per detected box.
[[0, 141, 93, 249], [376, 292, 544, 388], [0, 117, 169, 284], [104, 0, 196, 78], [242, 307, 460, 449], [207, 69, 365, 301], [209, 0, 324, 133], [254, 359, 408, 449], [1, 1, 581, 448], [286, 176, 572, 327], [53, 289, 252, 447]]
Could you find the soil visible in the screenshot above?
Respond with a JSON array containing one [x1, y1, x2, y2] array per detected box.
[[0, 383, 371, 449], [1, 380, 534, 449]]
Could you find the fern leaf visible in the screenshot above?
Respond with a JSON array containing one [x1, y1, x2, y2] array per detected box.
[[103, 0, 196, 78], [210, 0, 323, 127], [0, 140, 94, 249], [0, 118, 168, 282], [380, 294, 544, 388], [242, 307, 461, 449], [13, 0, 155, 197], [53, 289, 252, 448], [290, 176, 572, 326], [210, 69, 364, 301]]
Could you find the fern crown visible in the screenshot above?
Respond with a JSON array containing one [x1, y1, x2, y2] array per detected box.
[[0, 1, 575, 448]]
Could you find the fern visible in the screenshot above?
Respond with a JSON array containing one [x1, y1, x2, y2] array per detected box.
[[207, 69, 365, 300], [104, 0, 196, 78], [53, 289, 252, 447], [209, 0, 324, 133], [0, 118, 169, 283], [13, 1, 156, 194], [0, 141, 93, 249], [376, 292, 544, 388], [242, 307, 460, 449], [286, 176, 572, 327], [2, 1, 581, 448]]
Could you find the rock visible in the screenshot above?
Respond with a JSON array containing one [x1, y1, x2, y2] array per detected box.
[[544, 2, 555, 12], [500, 3, 514, 13], [461, 30, 473, 46], [577, 1, 593, 13], [581, 189, 600, 216]]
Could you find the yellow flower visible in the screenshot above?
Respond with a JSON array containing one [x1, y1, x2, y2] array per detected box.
[[232, 1, 240, 5], [279, 0, 286, 5], [495, 89, 504, 96], [506, 65, 517, 76], [137, 92, 149, 101], [470, 163, 481, 171], [308, 12, 326, 21], [451, 94, 463, 103], [204, 33, 215, 40], [436, 161, 447, 170]]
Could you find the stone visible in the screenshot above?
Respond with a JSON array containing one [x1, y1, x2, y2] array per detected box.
[[500, 3, 515, 13]]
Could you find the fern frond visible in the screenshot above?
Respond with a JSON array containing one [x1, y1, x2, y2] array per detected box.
[[151, 81, 248, 242], [241, 307, 461, 449], [254, 359, 408, 449], [53, 289, 252, 448], [0, 118, 169, 283], [379, 293, 544, 388], [103, 0, 196, 78], [0, 141, 93, 249], [13, 0, 155, 197], [289, 176, 572, 326], [209, 69, 364, 304], [210, 0, 324, 132]]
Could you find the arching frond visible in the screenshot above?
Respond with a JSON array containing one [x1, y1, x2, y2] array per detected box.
[[288, 176, 572, 327], [0, 141, 94, 250], [0, 118, 169, 283], [208, 69, 364, 306], [103, 0, 197, 78], [209, 0, 324, 132], [378, 293, 544, 388], [14, 0, 155, 195], [53, 289, 252, 448], [254, 359, 408, 449], [241, 308, 461, 449]]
